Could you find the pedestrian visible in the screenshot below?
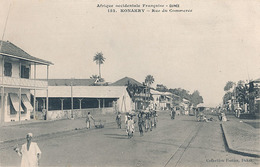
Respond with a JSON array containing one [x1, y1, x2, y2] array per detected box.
[[14, 133, 41, 167], [137, 111, 144, 136], [149, 110, 153, 131], [125, 112, 129, 130], [116, 112, 121, 129], [86, 112, 95, 129], [145, 112, 150, 132], [153, 111, 158, 128], [127, 115, 135, 138], [171, 108, 176, 120], [221, 113, 227, 122]]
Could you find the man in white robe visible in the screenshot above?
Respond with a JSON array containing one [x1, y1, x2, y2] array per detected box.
[[15, 133, 41, 167]]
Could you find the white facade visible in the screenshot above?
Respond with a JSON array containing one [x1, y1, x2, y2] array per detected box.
[[0, 41, 52, 123]]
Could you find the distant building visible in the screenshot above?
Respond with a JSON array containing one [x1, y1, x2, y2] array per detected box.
[[150, 89, 172, 110], [0, 40, 52, 123], [111, 76, 149, 110], [110, 76, 142, 86]]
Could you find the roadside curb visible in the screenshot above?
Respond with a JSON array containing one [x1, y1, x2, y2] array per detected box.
[[0, 121, 114, 144], [220, 123, 260, 158]]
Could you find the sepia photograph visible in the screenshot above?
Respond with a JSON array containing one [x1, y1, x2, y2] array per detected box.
[[0, 0, 259, 166]]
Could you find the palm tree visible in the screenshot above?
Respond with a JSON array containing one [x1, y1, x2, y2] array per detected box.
[[93, 52, 105, 78], [145, 75, 154, 88], [144, 75, 154, 107]]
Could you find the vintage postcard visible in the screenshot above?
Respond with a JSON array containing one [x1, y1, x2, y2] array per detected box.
[[0, 0, 259, 166]]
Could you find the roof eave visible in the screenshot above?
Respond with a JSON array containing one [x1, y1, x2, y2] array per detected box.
[[0, 52, 53, 65]]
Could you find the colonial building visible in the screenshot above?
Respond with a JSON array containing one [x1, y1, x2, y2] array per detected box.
[[0, 41, 52, 123], [249, 78, 260, 115], [150, 89, 172, 110]]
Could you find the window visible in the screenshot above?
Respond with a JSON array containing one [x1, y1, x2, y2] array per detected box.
[[4, 62, 12, 77], [21, 65, 30, 79]]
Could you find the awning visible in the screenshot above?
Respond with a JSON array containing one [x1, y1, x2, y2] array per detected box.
[[21, 94, 33, 110], [10, 93, 24, 112]]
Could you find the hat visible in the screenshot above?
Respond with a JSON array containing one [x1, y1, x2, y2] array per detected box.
[[27, 133, 33, 138]]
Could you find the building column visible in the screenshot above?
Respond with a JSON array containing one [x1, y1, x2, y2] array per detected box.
[[33, 63, 36, 120], [1, 87, 4, 123], [42, 98, 46, 109], [79, 99, 83, 117], [46, 65, 49, 120], [98, 99, 101, 108], [79, 99, 82, 110], [19, 88, 21, 122], [71, 81, 73, 118], [1, 56, 4, 124], [60, 99, 64, 111], [103, 99, 105, 108]]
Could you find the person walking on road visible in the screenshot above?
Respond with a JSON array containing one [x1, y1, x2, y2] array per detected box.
[[86, 112, 95, 129], [14, 133, 41, 167], [127, 115, 135, 138], [145, 112, 150, 132], [138, 111, 144, 136], [116, 112, 122, 129], [171, 108, 176, 120], [153, 111, 158, 128]]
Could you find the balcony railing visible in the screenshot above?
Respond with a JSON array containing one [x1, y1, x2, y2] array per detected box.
[[0, 77, 47, 88]]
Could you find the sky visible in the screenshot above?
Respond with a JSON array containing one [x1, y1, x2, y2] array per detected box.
[[0, 0, 259, 107]]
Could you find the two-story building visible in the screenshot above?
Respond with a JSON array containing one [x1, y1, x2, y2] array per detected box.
[[150, 89, 172, 111], [0, 40, 52, 123]]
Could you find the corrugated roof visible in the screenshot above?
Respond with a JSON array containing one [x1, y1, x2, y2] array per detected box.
[[47, 79, 96, 86], [110, 77, 142, 86], [0, 40, 53, 65], [35, 86, 128, 98]]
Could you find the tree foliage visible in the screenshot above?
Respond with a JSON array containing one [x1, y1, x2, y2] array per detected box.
[[223, 92, 233, 104], [224, 81, 235, 91], [156, 84, 168, 92], [144, 75, 154, 87], [235, 80, 248, 105], [190, 90, 204, 107], [93, 52, 105, 78], [169, 88, 190, 100]]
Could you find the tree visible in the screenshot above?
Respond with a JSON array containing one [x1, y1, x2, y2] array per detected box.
[[224, 81, 235, 91], [144, 75, 154, 87], [235, 80, 248, 105], [190, 90, 203, 107], [223, 92, 233, 104], [93, 52, 105, 78], [90, 75, 99, 80], [156, 84, 168, 92]]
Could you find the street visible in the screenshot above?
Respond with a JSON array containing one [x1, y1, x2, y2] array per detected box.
[[0, 112, 259, 167]]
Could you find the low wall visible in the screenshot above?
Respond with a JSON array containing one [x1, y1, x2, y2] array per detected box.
[[46, 107, 115, 120]]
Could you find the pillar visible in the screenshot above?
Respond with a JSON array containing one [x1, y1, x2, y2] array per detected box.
[[79, 99, 83, 117], [79, 99, 82, 110], [33, 63, 36, 120], [98, 99, 100, 108], [60, 99, 64, 111], [103, 99, 105, 108], [19, 88, 21, 122], [46, 65, 49, 120], [1, 56, 4, 124]]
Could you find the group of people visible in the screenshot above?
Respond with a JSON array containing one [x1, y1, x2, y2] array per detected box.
[[116, 109, 158, 138], [140, 110, 158, 134]]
